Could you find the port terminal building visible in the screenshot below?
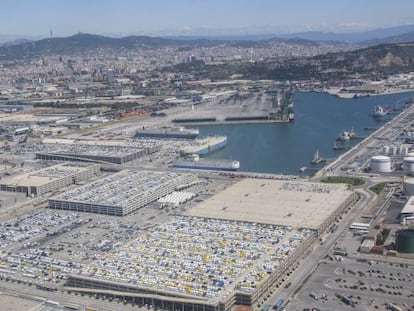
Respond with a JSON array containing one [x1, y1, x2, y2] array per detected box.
[[65, 179, 355, 310], [0, 162, 100, 197], [35, 139, 161, 164], [48, 170, 198, 216]]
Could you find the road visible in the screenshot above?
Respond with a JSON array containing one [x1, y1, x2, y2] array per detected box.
[[266, 184, 374, 309]]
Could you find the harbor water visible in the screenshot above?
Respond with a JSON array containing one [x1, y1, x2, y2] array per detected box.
[[196, 91, 414, 175]]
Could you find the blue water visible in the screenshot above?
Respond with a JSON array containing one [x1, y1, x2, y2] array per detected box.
[[195, 91, 414, 175]]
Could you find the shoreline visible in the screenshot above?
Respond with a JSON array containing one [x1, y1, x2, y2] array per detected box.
[[323, 87, 414, 99]]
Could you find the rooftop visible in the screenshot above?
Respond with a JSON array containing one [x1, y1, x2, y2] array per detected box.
[[0, 162, 98, 187], [185, 179, 353, 230]]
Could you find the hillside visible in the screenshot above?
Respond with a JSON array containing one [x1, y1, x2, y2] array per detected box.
[[0, 33, 351, 60], [168, 42, 414, 81]]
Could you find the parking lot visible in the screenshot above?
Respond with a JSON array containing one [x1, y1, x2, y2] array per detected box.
[[287, 257, 414, 311]]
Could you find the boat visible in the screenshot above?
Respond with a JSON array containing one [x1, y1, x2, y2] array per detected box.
[[373, 106, 388, 119], [336, 129, 356, 141], [173, 156, 240, 171], [180, 136, 227, 155], [337, 131, 350, 141], [311, 149, 326, 164], [135, 126, 199, 139]]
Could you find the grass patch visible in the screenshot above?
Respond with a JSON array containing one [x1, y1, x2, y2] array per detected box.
[[320, 176, 365, 186], [369, 183, 387, 195]]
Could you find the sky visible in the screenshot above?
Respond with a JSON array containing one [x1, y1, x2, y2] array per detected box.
[[1, 0, 414, 38]]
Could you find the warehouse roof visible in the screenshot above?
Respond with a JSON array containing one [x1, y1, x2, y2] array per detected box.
[[185, 178, 353, 230], [0, 162, 98, 187]]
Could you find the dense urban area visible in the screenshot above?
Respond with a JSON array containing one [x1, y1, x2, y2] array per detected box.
[[0, 29, 413, 311]]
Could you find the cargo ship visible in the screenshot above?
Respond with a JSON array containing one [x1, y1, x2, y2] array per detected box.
[[180, 136, 227, 155], [173, 154, 240, 171], [135, 126, 199, 139]]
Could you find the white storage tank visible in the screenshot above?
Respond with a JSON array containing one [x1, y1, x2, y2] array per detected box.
[[382, 146, 390, 155], [370, 155, 391, 173], [403, 177, 414, 196], [401, 146, 409, 156], [403, 157, 414, 175], [407, 152, 414, 157]]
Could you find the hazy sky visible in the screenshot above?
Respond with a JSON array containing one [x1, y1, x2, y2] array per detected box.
[[1, 0, 414, 37]]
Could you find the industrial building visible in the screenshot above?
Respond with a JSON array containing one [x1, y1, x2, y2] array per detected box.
[[35, 140, 161, 164], [66, 216, 314, 311], [65, 179, 355, 310], [0, 163, 100, 196], [48, 170, 198, 216], [185, 179, 355, 235], [0, 191, 26, 208], [400, 196, 414, 219]]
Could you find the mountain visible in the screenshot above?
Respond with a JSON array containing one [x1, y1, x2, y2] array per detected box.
[[0, 38, 33, 47], [362, 31, 414, 46], [277, 24, 414, 43]]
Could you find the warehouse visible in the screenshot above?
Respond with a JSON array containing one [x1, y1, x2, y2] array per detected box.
[[65, 178, 356, 311], [0, 191, 26, 208], [67, 216, 314, 311], [185, 179, 355, 235], [0, 163, 100, 197], [35, 140, 161, 164], [48, 170, 198, 216]]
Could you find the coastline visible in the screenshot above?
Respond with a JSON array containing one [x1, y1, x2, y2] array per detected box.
[[323, 87, 414, 99]]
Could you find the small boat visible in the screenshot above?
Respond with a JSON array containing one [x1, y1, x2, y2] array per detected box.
[[311, 149, 326, 164], [373, 105, 388, 118], [336, 128, 356, 141]]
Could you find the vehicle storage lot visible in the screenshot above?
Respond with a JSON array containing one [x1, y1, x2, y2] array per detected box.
[[287, 257, 414, 311]]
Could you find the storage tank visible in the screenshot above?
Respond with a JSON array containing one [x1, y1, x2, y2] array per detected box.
[[390, 146, 398, 156], [370, 155, 391, 173], [403, 157, 414, 175], [382, 146, 390, 155], [396, 229, 414, 253], [407, 152, 414, 157], [403, 177, 414, 196], [401, 146, 409, 156]]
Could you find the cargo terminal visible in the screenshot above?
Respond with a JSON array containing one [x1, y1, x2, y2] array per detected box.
[[48, 170, 198, 216], [65, 179, 356, 310], [0, 162, 100, 196]]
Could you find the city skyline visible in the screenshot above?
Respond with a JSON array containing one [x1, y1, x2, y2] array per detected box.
[[1, 0, 414, 38]]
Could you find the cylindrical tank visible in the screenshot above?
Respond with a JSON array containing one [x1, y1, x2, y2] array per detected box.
[[370, 155, 391, 173], [403, 177, 414, 195], [382, 146, 390, 155], [403, 157, 414, 175], [407, 152, 414, 157], [390, 146, 398, 156], [396, 229, 414, 253], [401, 147, 409, 156]]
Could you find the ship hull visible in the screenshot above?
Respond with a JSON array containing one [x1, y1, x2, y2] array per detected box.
[[173, 159, 239, 171]]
